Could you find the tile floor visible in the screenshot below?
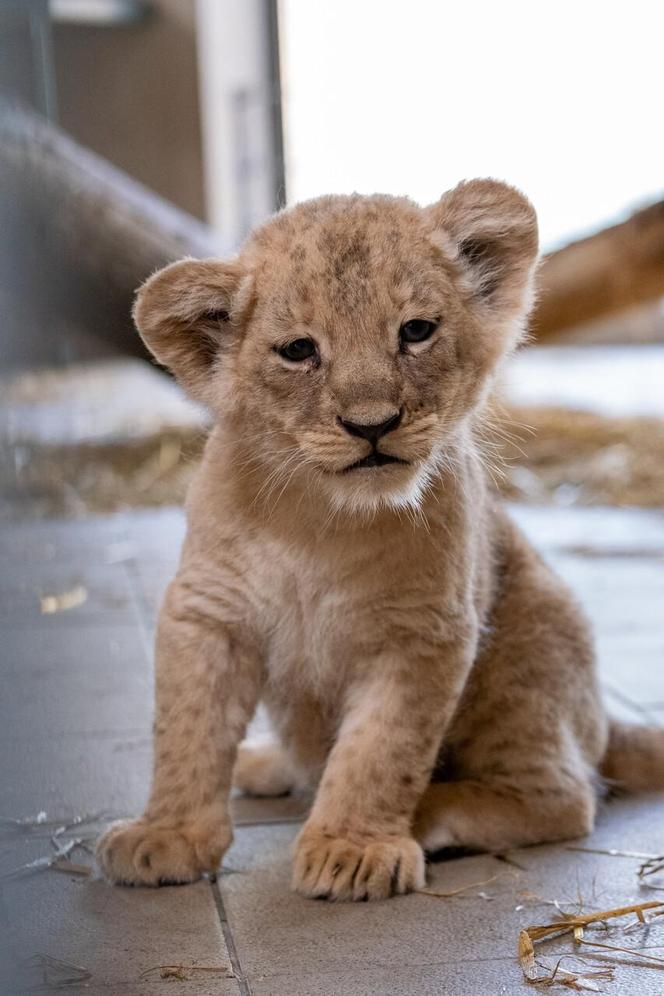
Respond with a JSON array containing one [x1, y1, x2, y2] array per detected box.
[[1, 505, 663, 995]]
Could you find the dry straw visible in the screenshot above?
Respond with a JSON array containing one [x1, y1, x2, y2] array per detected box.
[[518, 899, 664, 989]]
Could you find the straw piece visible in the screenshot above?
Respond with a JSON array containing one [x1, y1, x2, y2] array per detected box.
[[40, 584, 87, 614], [139, 964, 232, 980], [34, 954, 92, 989], [638, 855, 664, 891], [51, 859, 92, 876], [518, 899, 664, 987], [576, 938, 664, 966], [518, 929, 539, 981], [525, 900, 664, 941], [567, 846, 657, 860], [418, 872, 502, 898], [517, 931, 612, 990]]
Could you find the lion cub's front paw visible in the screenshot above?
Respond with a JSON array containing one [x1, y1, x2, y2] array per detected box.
[[96, 817, 232, 886], [292, 826, 425, 901]]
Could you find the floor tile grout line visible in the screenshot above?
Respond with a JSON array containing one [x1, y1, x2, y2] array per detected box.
[[211, 879, 253, 996], [121, 546, 276, 993], [233, 816, 306, 828]]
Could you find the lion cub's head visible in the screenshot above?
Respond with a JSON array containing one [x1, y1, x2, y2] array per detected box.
[[134, 179, 537, 513]]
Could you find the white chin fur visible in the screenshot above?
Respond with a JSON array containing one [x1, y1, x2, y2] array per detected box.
[[324, 455, 442, 518]]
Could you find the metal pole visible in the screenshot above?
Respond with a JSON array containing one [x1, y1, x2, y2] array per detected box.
[[265, 0, 286, 210]]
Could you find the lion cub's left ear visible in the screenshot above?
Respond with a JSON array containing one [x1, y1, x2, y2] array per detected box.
[[133, 257, 249, 402], [428, 179, 538, 334]]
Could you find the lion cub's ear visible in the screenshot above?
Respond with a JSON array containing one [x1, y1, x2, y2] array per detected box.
[[133, 257, 249, 401], [428, 179, 538, 334]]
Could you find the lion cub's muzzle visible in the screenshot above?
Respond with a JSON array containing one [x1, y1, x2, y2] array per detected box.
[[338, 409, 408, 472]]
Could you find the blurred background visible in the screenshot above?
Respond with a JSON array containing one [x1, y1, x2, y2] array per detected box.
[[1, 0, 663, 517], [2, 5, 664, 991]]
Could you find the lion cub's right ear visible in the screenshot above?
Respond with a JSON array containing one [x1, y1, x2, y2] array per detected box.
[[133, 257, 249, 401]]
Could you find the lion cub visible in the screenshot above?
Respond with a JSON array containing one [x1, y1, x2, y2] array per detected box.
[[97, 180, 663, 901]]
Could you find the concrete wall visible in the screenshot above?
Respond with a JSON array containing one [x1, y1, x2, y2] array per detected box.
[[52, 0, 205, 220]]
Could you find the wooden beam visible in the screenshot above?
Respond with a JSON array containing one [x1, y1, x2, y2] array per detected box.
[[0, 98, 226, 368], [531, 199, 664, 340]]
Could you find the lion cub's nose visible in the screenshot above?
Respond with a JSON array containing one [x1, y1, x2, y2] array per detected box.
[[339, 409, 402, 447]]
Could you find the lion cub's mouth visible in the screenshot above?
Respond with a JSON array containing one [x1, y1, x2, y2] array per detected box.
[[342, 451, 410, 473]]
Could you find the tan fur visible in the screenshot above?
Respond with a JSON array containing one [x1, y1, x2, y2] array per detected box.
[[96, 180, 662, 900], [602, 722, 664, 792]]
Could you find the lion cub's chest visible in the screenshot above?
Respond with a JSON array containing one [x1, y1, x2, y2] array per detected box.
[[248, 537, 367, 695]]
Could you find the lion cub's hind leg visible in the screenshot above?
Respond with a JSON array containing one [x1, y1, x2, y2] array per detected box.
[[414, 757, 597, 854], [233, 742, 296, 797], [415, 515, 606, 856]]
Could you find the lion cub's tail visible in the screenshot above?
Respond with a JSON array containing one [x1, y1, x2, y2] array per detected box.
[[602, 720, 664, 792]]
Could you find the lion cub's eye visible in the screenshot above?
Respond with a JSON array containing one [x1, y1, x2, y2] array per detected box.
[[399, 319, 438, 346], [277, 338, 318, 363]]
